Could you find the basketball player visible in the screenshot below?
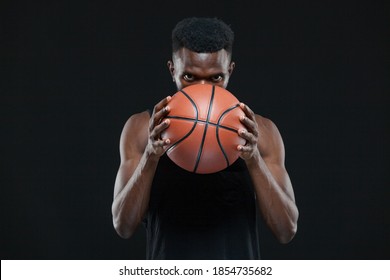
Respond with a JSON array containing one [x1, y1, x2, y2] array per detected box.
[[112, 17, 299, 259]]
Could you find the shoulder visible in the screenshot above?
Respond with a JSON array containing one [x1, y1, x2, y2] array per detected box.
[[122, 110, 150, 133], [119, 110, 150, 160], [255, 114, 285, 164], [255, 114, 281, 138]]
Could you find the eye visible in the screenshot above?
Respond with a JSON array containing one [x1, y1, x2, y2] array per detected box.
[[211, 74, 224, 82], [183, 74, 194, 81]]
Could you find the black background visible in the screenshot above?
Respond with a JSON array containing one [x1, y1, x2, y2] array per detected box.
[[1, 0, 389, 259]]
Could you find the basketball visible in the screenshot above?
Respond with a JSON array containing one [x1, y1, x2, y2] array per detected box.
[[161, 84, 246, 174]]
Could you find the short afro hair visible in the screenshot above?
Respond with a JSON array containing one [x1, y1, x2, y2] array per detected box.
[[172, 17, 234, 54]]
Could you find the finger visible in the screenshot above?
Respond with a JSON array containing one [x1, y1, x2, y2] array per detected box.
[[153, 104, 170, 125], [153, 96, 171, 115], [240, 102, 255, 120], [237, 144, 252, 153], [150, 119, 170, 140], [238, 128, 257, 144], [153, 138, 171, 148], [150, 96, 171, 129], [152, 96, 171, 120], [240, 115, 259, 137]]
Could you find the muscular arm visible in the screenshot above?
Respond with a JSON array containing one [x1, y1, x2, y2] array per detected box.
[[238, 104, 299, 244], [111, 97, 171, 239]]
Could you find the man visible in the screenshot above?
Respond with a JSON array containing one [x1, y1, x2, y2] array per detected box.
[[112, 17, 299, 259]]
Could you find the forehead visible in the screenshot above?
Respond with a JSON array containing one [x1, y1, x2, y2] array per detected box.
[[173, 48, 231, 74]]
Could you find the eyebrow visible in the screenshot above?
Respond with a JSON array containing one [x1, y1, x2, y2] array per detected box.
[[183, 72, 225, 78]]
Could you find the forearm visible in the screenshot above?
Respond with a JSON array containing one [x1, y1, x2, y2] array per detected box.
[[112, 151, 159, 238], [246, 154, 299, 243]]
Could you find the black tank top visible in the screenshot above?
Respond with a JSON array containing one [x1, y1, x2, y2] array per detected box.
[[143, 152, 261, 259]]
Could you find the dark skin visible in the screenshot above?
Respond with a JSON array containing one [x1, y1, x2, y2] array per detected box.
[[112, 47, 299, 243]]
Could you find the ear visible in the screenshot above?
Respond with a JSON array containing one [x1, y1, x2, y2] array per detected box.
[[228, 61, 235, 75], [167, 60, 175, 80]]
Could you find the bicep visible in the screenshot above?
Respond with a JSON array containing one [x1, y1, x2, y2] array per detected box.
[[266, 162, 295, 201], [258, 117, 295, 200], [113, 157, 141, 199], [113, 113, 148, 198]]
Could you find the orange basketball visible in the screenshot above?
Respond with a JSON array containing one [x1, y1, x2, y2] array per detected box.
[[161, 84, 246, 174]]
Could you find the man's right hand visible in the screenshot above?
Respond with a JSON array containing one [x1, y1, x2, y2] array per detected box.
[[146, 96, 172, 158]]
